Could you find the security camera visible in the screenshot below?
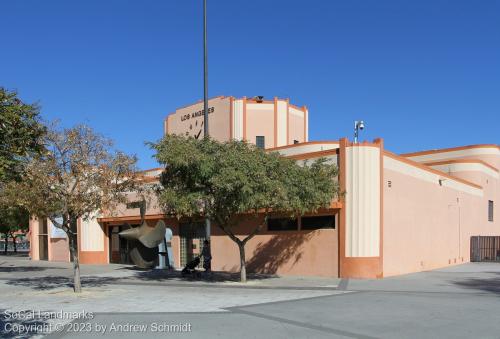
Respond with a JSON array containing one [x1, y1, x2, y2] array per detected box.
[[354, 120, 366, 143]]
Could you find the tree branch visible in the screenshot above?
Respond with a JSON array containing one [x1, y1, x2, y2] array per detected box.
[[242, 209, 268, 245], [218, 221, 242, 245]]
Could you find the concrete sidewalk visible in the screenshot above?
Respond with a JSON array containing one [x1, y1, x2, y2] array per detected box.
[[0, 255, 341, 290], [0, 255, 344, 338], [3, 255, 500, 338]]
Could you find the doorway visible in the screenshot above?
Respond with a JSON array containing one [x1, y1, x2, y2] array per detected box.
[[108, 224, 159, 267], [109, 225, 134, 264], [179, 221, 206, 267], [38, 219, 48, 260]]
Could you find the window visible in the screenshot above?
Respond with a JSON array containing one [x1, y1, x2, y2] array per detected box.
[[488, 200, 494, 222], [39, 219, 48, 234], [256, 136, 265, 149], [301, 215, 335, 230], [267, 217, 298, 231]]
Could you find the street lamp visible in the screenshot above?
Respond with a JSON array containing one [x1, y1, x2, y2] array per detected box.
[[203, 0, 209, 137], [203, 0, 211, 240], [354, 120, 365, 143]]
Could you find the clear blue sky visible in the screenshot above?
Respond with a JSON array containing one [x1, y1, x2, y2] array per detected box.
[[1, 0, 499, 169]]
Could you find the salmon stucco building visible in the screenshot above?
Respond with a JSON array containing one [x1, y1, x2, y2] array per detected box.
[[29, 96, 499, 278]]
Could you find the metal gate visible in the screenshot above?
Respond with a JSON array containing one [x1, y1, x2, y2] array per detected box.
[[471, 236, 500, 262], [179, 222, 206, 267]]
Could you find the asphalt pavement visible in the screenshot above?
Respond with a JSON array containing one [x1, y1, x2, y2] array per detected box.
[[1, 255, 500, 339]]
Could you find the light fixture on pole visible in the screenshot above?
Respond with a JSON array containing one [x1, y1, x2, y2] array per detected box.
[[354, 120, 365, 143], [203, 0, 209, 138]]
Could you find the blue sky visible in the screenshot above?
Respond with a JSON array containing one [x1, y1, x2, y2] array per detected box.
[[1, 0, 499, 169]]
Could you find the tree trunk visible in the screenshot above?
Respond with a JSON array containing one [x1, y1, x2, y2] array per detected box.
[[3, 236, 7, 254], [237, 242, 247, 283], [12, 236, 17, 253], [68, 233, 82, 293]]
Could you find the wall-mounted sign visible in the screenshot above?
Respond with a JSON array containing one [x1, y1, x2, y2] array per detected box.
[[50, 217, 67, 239], [180, 107, 214, 121]]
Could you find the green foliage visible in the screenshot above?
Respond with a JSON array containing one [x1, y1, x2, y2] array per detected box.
[[0, 87, 46, 182], [153, 135, 339, 225], [0, 201, 29, 238], [152, 135, 340, 281]]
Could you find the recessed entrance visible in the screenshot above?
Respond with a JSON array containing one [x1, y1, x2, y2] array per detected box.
[[179, 222, 206, 267], [109, 225, 134, 264], [108, 224, 160, 267], [38, 219, 48, 260]]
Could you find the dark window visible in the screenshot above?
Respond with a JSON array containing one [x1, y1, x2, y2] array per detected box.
[[301, 215, 335, 230], [38, 219, 48, 260], [39, 219, 48, 234], [488, 200, 494, 222], [256, 136, 265, 149], [293, 140, 299, 144], [268, 218, 298, 231]]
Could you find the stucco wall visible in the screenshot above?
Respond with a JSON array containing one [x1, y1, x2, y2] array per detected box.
[[245, 103, 275, 148], [209, 215, 339, 277], [166, 97, 306, 150], [49, 238, 69, 262], [47, 220, 70, 262], [79, 217, 108, 265], [29, 218, 39, 260], [108, 191, 163, 219], [276, 100, 288, 147], [232, 99, 244, 141], [383, 154, 499, 277], [29, 217, 69, 262], [272, 142, 339, 157], [166, 96, 231, 142], [288, 107, 305, 144], [345, 146, 381, 257], [404, 146, 500, 169]]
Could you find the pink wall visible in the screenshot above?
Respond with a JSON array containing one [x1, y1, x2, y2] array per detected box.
[[430, 154, 499, 169], [210, 215, 339, 277], [29, 218, 39, 260], [109, 191, 163, 218], [245, 105, 275, 148], [383, 165, 499, 277], [445, 170, 498, 203], [49, 238, 69, 262], [29, 217, 69, 262], [167, 96, 231, 142], [288, 113, 305, 144], [165, 97, 307, 149]]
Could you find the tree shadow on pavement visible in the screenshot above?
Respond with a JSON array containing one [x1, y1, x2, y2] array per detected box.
[[125, 267, 276, 283], [4, 276, 120, 291], [0, 266, 56, 273], [0, 252, 29, 258], [0, 308, 53, 338], [451, 272, 500, 295]]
